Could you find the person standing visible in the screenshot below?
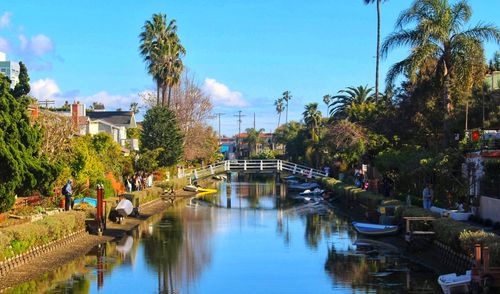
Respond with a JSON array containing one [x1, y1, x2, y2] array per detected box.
[[422, 183, 433, 210], [62, 179, 73, 211]]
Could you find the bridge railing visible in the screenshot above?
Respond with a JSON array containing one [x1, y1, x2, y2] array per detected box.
[[180, 159, 328, 180]]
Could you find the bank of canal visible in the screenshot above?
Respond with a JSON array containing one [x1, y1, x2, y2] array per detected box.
[[5, 177, 441, 293]]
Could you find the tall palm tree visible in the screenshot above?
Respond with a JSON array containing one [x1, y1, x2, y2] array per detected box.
[[303, 103, 322, 143], [282, 91, 292, 125], [323, 94, 332, 115], [139, 14, 185, 107], [382, 0, 500, 145], [329, 85, 375, 118], [364, 0, 388, 101], [274, 98, 284, 130]]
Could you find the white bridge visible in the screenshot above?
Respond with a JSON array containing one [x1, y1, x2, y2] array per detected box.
[[178, 159, 328, 180]]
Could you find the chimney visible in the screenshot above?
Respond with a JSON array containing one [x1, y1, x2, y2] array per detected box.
[[71, 101, 86, 129]]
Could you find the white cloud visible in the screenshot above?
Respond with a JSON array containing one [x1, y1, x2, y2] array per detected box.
[[18, 35, 28, 50], [29, 34, 54, 56], [0, 12, 12, 29], [0, 37, 9, 52], [30, 78, 61, 99], [203, 78, 248, 107], [75, 91, 138, 110]]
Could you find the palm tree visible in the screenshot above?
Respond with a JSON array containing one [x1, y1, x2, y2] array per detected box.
[[274, 98, 284, 130], [130, 102, 140, 114], [364, 0, 388, 101], [329, 85, 375, 119], [139, 14, 185, 107], [303, 103, 322, 143], [382, 0, 500, 145], [323, 94, 332, 115], [243, 128, 265, 156], [282, 91, 292, 125]]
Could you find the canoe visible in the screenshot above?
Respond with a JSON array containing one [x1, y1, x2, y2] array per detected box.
[[352, 222, 399, 236], [438, 270, 471, 294], [196, 188, 218, 193]]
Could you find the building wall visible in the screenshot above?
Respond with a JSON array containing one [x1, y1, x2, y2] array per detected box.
[[87, 122, 99, 135], [479, 196, 500, 223], [0, 61, 20, 87]]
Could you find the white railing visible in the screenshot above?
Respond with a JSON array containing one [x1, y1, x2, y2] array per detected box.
[[180, 159, 328, 180]]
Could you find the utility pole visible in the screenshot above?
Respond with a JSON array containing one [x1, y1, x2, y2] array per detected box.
[[234, 110, 246, 158], [38, 99, 55, 109], [253, 113, 256, 130], [213, 112, 225, 145]]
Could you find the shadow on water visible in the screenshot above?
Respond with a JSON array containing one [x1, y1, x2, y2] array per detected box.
[[7, 175, 440, 293]]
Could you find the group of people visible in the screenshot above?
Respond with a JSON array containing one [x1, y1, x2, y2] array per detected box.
[[125, 173, 153, 192]]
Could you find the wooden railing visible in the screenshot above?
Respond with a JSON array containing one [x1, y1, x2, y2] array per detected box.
[[178, 159, 328, 180]]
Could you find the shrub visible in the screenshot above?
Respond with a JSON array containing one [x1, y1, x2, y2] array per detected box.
[[484, 219, 493, 227], [123, 187, 163, 207], [433, 218, 478, 251], [459, 230, 497, 256], [0, 211, 85, 261], [322, 177, 385, 209]]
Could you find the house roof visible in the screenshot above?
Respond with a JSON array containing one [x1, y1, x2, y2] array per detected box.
[[86, 111, 134, 126]]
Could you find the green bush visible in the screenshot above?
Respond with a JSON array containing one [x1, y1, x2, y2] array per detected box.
[[322, 177, 385, 209], [459, 230, 497, 256], [0, 211, 85, 261], [123, 187, 163, 207]]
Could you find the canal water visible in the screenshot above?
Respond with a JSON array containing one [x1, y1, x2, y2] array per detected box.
[[7, 177, 440, 293]]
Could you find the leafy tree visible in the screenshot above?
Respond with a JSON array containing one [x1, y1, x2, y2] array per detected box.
[[303, 103, 322, 143], [323, 94, 332, 115], [91, 102, 105, 110], [130, 102, 140, 114], [12, 62, 30, 99], [488, 51, 500, 71], [141, 106, 184, 166], [0, 75, 59, 212], [243, 128, 265, 157], [382, 0, 500, 146], [274, 121, 307, 163], [363, 0, 388, 101], [134, 148, 163, 173], [329, 85, 375, 119], [274, 98, 284, 130]]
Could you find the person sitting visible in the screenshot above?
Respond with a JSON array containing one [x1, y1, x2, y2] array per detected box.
[[116, 194, 134, 224]]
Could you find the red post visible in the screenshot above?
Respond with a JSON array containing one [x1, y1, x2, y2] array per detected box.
[[96, 184, 104, 234]]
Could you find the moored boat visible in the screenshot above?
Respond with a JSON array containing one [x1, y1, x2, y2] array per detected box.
[[183, 185, 198, 192], [299, 188, 325, 196], [288, 182, 320, 191], [437, 270, 471, 294], [352, 222, 399, 236]]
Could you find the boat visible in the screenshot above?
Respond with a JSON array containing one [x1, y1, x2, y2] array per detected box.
[[183, 185, 198, 192], [196, 188, 218, 193], [352, 222, 399, 236], [288, 182, 320, 191], [73, 197, 97, 208], [212, 175, 227, 181], [299, 188, 325, 196], [438, 270, 471, 294]]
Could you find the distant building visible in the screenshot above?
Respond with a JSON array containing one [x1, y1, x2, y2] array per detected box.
[[0, 52, 20, 88]]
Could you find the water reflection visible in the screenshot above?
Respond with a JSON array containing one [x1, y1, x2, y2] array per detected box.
[[8, 176, 439, 293]]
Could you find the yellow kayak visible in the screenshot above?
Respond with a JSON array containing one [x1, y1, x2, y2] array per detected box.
[[196, 188, 218, 193]]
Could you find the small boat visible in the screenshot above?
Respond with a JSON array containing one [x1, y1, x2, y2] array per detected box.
[[196, 188, 218, 193], [212, 175, 227, 181], [352, 222, 399, 236], [299, 188, 325, 196], [438, 270, 471, 294], [73, 197, 97, 208], [183, 185, 198, 192], [288, 182, 320, 191]]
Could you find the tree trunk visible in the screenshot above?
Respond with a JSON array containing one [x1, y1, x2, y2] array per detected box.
[[442, 69, 451, 148], [156, 80, 161, 106], [277, 113, 281, 130], [161, 85, 167, 107], [286, 101, 289, 125], [375, 0, 380, 100], [167, 86, 172, 109]]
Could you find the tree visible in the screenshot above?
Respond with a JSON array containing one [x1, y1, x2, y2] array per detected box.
[[0, 75, 59, 212], [329, 85, 375, 119], [130, 102, 140, 114], [243, 128, 265, 157], [323, 94, 332, 115], [303, 103, 322, 143], [282, 90, 292, 125], [363, 0, 388, 101], [489, 51, 500, 71], [274, 98, 284, 129], [91, 101, 105, 110], [139, 13, 185, 107], [141, 106, 184, 166], [12, 61, 30, 99], [382, 0, 500, 146]]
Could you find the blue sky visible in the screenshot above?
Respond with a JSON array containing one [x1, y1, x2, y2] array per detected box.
[[1, 0, 499, 136]]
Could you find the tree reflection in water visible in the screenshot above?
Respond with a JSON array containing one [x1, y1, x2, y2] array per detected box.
[[143, 207, 215, 294]]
